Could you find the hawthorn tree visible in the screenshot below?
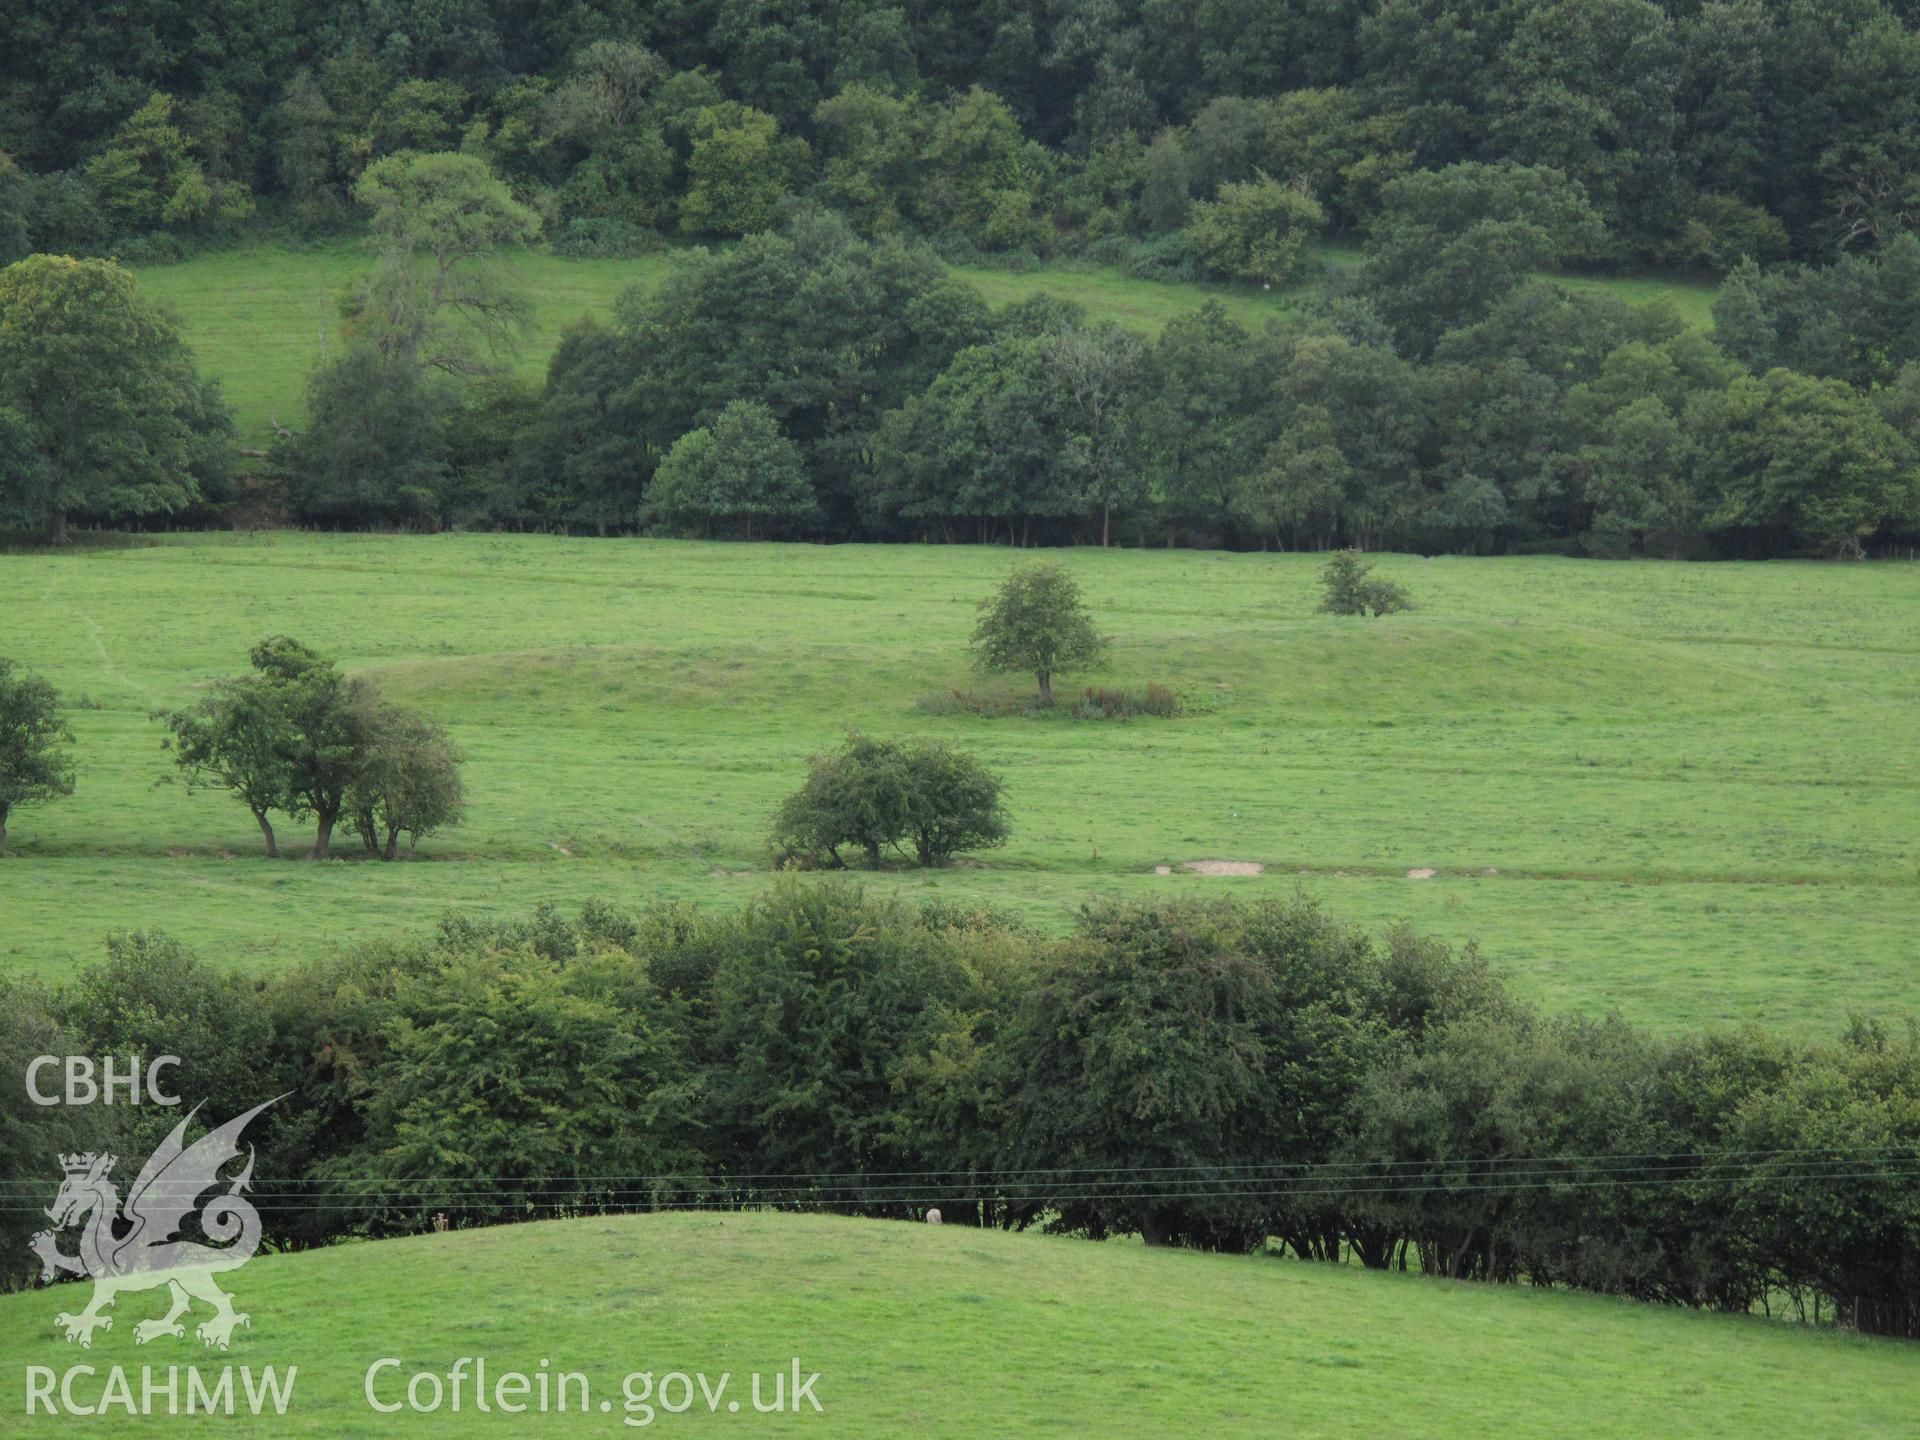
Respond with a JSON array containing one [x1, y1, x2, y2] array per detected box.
[[1318, 551, 1413, 616], [156, 671, 296, 857], [971, 562, 1107, 705], [772, 733, 1008, 868], [249, 637, 375, 860], [347, 704, 466, 860], [0, 659, 74, 854], [157, 636, 380, 859]]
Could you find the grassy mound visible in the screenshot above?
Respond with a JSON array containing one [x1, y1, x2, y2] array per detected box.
[[2, 1211, 1912, 1436]]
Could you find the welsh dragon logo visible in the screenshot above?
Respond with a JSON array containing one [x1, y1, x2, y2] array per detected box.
[[29, 1096, 281, 1350]]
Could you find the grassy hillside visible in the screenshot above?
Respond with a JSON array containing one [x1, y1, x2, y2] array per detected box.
[[131, 243, 1719, 444], [0, 535, 1913, 1030], [3, 1211, 1913, 1436]]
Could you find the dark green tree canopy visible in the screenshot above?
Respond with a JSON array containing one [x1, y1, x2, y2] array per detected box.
[[647, 399, 818, 539], [1688, 368, 1920, 557], [275, 343, 450, 528], [0, 254, 228, 542], [0, 658, 74, 853]]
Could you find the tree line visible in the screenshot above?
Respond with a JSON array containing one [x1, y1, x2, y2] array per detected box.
[[7, 887, 1915, 1338], [280, 184, 1920, 558], [8, 2, 1920, 273], [6, 163, 1920, 556]]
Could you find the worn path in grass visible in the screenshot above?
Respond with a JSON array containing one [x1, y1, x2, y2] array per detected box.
[[1, 535, 1913, 1031]]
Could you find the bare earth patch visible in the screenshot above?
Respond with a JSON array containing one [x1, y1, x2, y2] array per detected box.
[[1183, 860, 1264, 876], [1406, 867, 1437, 880]]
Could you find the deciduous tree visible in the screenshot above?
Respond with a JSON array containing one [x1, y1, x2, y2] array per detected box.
[[0, 659, 74, 854], [1688, 368, 1920, 557], [647, 400, 817, 539], [771, 733, 1009, 869], [971, 562, 1107, 704], [1187, 174, 1325, 286], [347, 704, 465, 860], [0, 255, 227, 543], [352, 151, 541, 376], [1318, 550, 1412, 616]]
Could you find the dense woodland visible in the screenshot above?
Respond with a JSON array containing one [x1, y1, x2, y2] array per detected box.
[[5, 1, 1920, 553], [6, 889, 1916, 1336]]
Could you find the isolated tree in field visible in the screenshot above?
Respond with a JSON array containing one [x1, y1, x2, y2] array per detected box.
[[0, 659, 74, 854], [249, 637, 376, 860], [773, 732, 911, 868], [1187, 174, 1326, 286], [772, 733, 1008, 868], [347, 705, 465, 860], [971, 563, 1107, 705], [352, 151, 541, 376], [0, 255, 227, 543], [158, 637, 376, 859], [156, 672, 297, 857], [646, 400, 818, 538], [1318, 551, 1413, 617], [900, 740, 1009, 866]]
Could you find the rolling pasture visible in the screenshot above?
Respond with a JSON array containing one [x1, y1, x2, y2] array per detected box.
[[0, 534, 1913, 1032], [2, 1211, 1914, 1436]]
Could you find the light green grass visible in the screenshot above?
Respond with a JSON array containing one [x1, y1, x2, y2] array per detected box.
[[132, 243, 1720, 444], [1, 535, 1915, 1032], [2, 1212, 1913, 1436], [135, 246, 682, 447], [1559, 269, 1719, 330]]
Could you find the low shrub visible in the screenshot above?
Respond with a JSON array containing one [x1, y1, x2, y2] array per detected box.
[[1318, 550, 1413, 617], [771, 732, 1009, 868], [1076, 683, 1182, 719], [920, 683, 1184, 720]]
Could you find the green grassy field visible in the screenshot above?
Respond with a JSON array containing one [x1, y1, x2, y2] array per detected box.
[[131, 243, 1719, 444], [0, 535, 1913, 1032], [3, 1211, 1913, 1435]]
